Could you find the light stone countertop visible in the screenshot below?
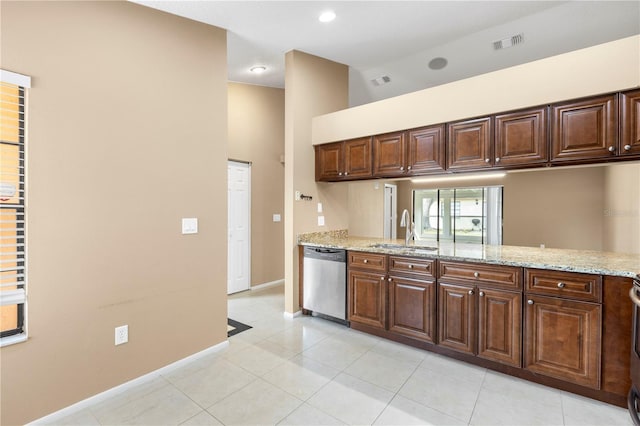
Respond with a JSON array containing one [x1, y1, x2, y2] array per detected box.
[[298, 230, 640, 279]]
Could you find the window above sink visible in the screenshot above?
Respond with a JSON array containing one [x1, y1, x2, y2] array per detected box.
[[413, 186, 503, 245]]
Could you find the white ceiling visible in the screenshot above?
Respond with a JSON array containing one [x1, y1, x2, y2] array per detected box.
[[134, 1, 640, 106]]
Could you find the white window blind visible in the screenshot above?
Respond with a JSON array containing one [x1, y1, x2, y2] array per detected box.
[[1, 69, 30, 344]]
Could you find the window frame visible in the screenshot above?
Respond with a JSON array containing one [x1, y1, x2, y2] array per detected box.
[[1, 69, 30, 347]]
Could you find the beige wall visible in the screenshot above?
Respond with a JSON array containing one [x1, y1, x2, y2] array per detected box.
[[502, 167, 605, 250], [347, 181, 385, 238], [385, 167, 614, 251], [284, 51, 349, 313], [228, 83, 285, 285], [603, 163, 640, 254], [312, 35, 640, 144], [0, 2, 228, 425]]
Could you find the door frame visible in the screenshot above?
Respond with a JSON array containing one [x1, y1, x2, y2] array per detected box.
[[228, 159, 251, 294], [383, 183, 397, 239]]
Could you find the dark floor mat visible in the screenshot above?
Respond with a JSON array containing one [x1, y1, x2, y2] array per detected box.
[[227, 318, 252, 337]]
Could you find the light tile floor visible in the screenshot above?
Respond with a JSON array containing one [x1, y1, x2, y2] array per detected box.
[[51, 284, 633, 426]]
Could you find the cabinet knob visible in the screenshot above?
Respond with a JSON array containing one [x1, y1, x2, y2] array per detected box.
[[495, 158, 500, 163], [485, 158, 490, 163], [479, 291, 484, 297], [608, 146, 616, 153], [407, 166, 412, 170], [468, 290, 474, 295], [363, 259, 368, 264], [400, 166, 404, 171], [557, 282, 566, 288], [380, 276, 385, 281], [474, 272, 479, 278], [527, 299, 534, 305], [624, 144, 632, 151], [388, 277, 392, 282], [408, 264, 413, 269], [338, 172, 343, 176], [344, 172, 348, 176]]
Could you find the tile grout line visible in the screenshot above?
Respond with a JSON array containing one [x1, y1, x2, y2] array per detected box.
[[467, 370, 488, 425]]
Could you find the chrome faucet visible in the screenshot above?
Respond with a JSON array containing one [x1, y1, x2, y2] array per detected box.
[[400, 209, 416, 245]]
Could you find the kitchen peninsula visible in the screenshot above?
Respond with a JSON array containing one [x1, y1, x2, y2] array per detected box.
[[298, 230, 639, 408]]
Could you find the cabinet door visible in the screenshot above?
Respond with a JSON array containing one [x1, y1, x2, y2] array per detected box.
[[494, 107, 548, 167], [348, 270, 386, 329], [551, 94, 618, 162], [447, 117, 493, 170], [315, 142, 343, 181], [407, 125, 445, 174], [373, 132, 406, 177], [621, 89, 640, 156], [344, 137, 372, 179], [524, 295, 601, 389], [477, 288, 522, 367], [438, 283, 475, 354], [388, 276, 436, 343]]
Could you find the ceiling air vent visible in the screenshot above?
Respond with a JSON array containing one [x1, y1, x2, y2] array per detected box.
[[371, 75, 391, 86], [493, 33, 524, 50]]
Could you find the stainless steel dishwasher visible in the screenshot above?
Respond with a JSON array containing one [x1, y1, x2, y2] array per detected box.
[[303, 246, 347, 323]]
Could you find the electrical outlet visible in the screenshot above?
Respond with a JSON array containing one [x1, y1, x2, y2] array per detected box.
[[115, 325, 128, 345]]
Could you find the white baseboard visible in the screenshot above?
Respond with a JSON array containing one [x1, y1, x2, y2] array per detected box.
[[251, 278, 284, 292], [283, 310, 302, 319], [29, 340, 229, 425]]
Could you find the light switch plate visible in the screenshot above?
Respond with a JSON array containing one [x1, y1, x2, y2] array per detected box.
[[273, 214, 281, 222], [317, 203, 323, 213], [182, 218, 198, 234], [317, 215, 325, 226]]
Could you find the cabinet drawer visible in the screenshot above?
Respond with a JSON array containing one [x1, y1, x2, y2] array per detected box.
[[439, 261, 522, 290], [348, 251, 387, 272], [525, 269, 602, 302], [389, 256, 435, 278]]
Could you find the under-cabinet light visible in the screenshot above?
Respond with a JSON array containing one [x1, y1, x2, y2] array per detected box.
[[411, 172, 506, 184]]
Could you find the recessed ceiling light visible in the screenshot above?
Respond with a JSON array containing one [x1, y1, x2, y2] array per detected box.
[[319, 11, 336, 23], [250, 66, 266, 74], [428, 57, 448, 70]]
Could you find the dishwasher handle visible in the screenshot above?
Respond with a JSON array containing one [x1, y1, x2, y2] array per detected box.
[[303, 246, 346, 262]]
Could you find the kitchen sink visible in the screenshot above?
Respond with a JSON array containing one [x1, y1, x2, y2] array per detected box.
[[369, 243, 437, 253]]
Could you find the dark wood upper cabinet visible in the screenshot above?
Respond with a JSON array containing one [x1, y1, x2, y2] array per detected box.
[[407, 124, 446, 174], [344, 137, 373, 179], [315, 137, 372, 181], [447, 117, 493, 170], [551, 94, 618, 162], [372, 131, 406, 177], [621, 89, 640, 156], [316, 89, 638, 182], [315, 142, 343, 181], [372, 125, 446, 177], [495, 107, 548, 167]]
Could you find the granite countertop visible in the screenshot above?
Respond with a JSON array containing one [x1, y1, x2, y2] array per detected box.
[[298, 230, 640, 279]]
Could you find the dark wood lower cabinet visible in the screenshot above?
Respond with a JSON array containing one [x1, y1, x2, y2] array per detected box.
[[388, 276, 436, 343], [438, 283, 475, 354], [524, 294, 601, 389], [477, 288, 522, 367], [348, 270, 386, 329], [337, 252, 630, 408], [438, 283, 522, 367]]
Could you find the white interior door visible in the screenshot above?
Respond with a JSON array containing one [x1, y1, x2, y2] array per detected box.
[[383, 184, 397, 239], [228, 161, 251, 294]]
